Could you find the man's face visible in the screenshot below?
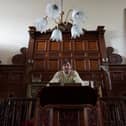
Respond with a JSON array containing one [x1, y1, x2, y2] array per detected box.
[[62, 62, 72, 74]]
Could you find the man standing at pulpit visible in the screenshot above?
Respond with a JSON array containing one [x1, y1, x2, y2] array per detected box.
[[49, 59, 86, 86]]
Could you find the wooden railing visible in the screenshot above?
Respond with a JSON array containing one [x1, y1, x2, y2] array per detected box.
[[99, 97, 126, 126], [0, 97, 126, 126], [0, 98, 36, 126]]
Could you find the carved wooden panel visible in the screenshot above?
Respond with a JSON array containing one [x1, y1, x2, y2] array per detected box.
[[0, 65, 26, 98], [12, 47, 27, 64], [87, 41, 98, 51], [62, 41, 72, 51], [73, 41, 85, 51], [57, 109, 81, 126], [27, 26, 106, 82], [74, 59, 86, 71], [90, 60, 99, 70], [107, 47, 123, 64], [47, 59, 60, 71], [109, 65, 126, 96], [33, 60, 45, 71], [36, 105, 98, 126], [100, 97, 126, 126], [49, 42, 61, 51]]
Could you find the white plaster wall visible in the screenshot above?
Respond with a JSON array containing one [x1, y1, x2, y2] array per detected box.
[[0, 0, 126, 64]]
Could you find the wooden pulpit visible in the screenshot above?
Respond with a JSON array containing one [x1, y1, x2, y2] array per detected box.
[[35, 85, 98, 126], [39, 85, 97, 106]]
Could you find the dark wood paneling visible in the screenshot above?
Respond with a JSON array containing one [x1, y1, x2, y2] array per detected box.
[[109, 65, 126, 96], [27, 26, 106, 83], [0, 65, 26, 99]]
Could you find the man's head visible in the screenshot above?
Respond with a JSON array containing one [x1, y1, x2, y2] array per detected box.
[[62, 59, 72, 74]]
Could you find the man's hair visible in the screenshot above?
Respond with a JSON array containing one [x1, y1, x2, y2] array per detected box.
[[62, 59, 71, 65]]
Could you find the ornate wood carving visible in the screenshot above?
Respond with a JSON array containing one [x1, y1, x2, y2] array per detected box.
[[107, 47, 122, 64], [27, 26, 106, 84], [109, 65, 126, 96], [0, 65, 26, 98], [12, 47, 28, 64], [36, 105, 98, 126]]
